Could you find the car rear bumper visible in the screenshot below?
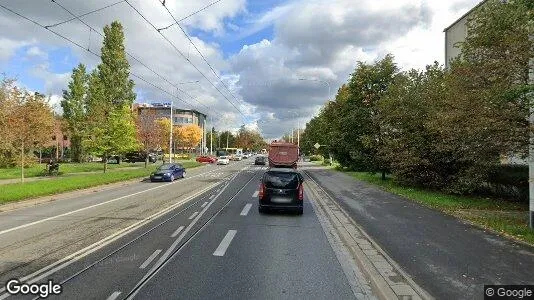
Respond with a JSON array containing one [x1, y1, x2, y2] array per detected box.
[[150, 175, 171, 182], [259, 199, 302, 210]]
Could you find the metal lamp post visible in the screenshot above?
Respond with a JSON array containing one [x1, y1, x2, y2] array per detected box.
[[297, 78, 331, 100]]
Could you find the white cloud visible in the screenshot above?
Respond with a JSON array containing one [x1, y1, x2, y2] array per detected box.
[[26, 46, 48, 59], [0, 0, 484, 138]]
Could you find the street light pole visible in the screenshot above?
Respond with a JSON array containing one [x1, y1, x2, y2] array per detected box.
[[210, 115, 213, 155], [298, 78, 331, 99], [529, 33, 534, 229], [169, 100, 173, 163]]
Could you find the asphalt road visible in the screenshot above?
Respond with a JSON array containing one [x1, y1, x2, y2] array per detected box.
[[0, 159, 369, 300], [305, 166, 534, 300]]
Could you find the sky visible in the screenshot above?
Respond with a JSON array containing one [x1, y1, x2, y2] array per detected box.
[[0, 0, 481, 138]]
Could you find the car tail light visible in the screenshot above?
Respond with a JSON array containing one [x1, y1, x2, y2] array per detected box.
[[258, 183, 265, 199], [298, 183, 303, 201]]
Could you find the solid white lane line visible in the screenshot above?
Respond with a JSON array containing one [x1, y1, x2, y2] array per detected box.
[[0, 181, 225, 297], [240, 204, 252, 216], [106, 291, 121, 300], [188, 212, 198, 220], [126, 167, 250, 300], [171, 226, 185, 238], [209, 194, 215, 199], [252, 191, 259, 197], [201, 201, 208, 208], [213, 230, 237, 257], [0, 165, 228, 236], [139, 250, 162, 269]]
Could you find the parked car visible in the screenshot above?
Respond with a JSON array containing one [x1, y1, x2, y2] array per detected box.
[[232, 154, 243, 161], [242, 153, 249, 159], [258, 168, 304, 214], [217, 156, 230, 165], [254, 156, 267, 165], [150, 163, 186, 182], [125, 151, 157, 163], [196, 156, 217, 163]]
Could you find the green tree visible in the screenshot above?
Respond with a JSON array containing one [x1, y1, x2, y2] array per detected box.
[[61, 63, 88, 162], [330, 55, 398, 174], [379, 63, 448, 188], [98, 21, 136, 108], [84, 21, 138, 172]]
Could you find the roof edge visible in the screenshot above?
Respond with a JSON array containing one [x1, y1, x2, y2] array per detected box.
[[443, 0, 489, 32]]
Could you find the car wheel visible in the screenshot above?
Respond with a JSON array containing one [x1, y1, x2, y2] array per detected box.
[[296, 207, 303, 215], [182, 171, 186, 178], [170, 175, 175, 182], [258, 206, 266, 214]]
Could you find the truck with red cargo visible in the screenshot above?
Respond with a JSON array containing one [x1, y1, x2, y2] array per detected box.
[[268, 142, 299, 169]]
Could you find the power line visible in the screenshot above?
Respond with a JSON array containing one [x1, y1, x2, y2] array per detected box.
[[45, 0, 126, 28], [157, 0, 223, 31], [123, 0, 247, 122], [48, 0, 210, 113], [159, 0, 247, 108], [0, 3, 201, 114]]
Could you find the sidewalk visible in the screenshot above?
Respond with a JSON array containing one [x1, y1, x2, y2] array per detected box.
[[302, 163, 534, 300], [0, 167, 143, 185]]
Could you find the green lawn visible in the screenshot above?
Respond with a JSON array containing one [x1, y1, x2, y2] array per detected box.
[[0, 162, 151, 180], [0, 161, 202, 204], [343, 171, 533, 245]]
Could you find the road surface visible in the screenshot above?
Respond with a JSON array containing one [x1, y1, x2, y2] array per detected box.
[[0, 160, 373, 300]]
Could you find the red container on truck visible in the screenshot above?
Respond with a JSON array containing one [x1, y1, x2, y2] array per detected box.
[[268, 142, 299, 169]]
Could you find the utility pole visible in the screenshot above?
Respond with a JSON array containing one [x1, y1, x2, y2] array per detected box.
[[297, 119, 300, 149], [169, 101, 173, 163], [226, 131, 229, 149], [210, 115, 213, 156], [529, 33, 534, 229]]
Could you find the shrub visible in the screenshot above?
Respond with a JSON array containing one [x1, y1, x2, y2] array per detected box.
[[309, 155, 323, 161], [323, 159, 331, 165], [477, 164, 528, 203]]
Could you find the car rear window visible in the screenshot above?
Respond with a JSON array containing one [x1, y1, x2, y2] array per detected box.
[[264, 171, 300, 189]]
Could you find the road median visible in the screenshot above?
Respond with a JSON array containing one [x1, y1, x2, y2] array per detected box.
[[0, 161, 203, 207], [304, 170, 433, 300]]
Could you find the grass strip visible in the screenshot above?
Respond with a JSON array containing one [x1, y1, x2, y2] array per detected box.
[[0, 162, 151, 180], [0, 161, 202, 204]]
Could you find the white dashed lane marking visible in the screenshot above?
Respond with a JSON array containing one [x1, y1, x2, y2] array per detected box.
[[139, 250, 162, 269], [213, 230, 237, 257], [171, 226, 185, 238], [240, 204, 252, 216]]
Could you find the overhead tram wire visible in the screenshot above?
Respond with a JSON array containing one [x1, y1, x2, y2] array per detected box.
[[0, 3, 200, 113], [45, 0, 126, 28], [158, 0, 247, 107], [157, 0, 223, 31], [47, 0, 210, 113], [123, 0, 248, 123]]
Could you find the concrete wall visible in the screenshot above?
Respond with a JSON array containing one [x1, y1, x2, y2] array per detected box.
[[445, 16, 468, 68]]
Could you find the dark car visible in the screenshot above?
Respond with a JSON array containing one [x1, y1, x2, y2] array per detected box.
[[150, 163, 186, 182], [125, 151, 157, 163], [258, 168, 304, 214], [254, 156, 267, 165]]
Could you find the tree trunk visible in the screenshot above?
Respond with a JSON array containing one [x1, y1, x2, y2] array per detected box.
[[21, 141, 24, 183], [145, 155, 148, 168], [381, 170, 386, 181], [103, 153, 108, 173]]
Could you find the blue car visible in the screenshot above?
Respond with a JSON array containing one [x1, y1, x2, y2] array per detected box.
[[150, 163, 186, 182]]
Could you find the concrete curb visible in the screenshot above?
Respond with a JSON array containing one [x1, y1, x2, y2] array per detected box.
[[304, 170, 433, 300]]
